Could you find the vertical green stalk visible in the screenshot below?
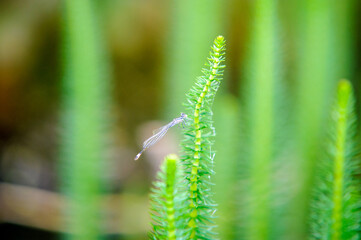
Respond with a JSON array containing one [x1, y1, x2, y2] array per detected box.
[[61, 1, 109, 239], [310, 80, 361, 239], [165, 158, 177, 240], [149, 154, 186, 240], [290, 1, 336, 239], [240, 0, 280, 239], [163, 0, 225, 118], [213, 95, 239, 239], [189, 37, 224, 238], [331, 81, 349, 240], [181, 36, 226, 239]]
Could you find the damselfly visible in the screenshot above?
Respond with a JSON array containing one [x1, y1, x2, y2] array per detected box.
[[134, 113, 187, 160]]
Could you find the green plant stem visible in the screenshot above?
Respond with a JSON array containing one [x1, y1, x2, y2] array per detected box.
[[189, 47, 222, 182], [241, 0, 279, 239], [290, 1, 336, 239], [310, 79, 361, 240], [61, 1, 108, 239], [188, 37, 225, 236], [213, 95, 239, 239], [181, 35, 226, 240], [331, 80, 351, 240], [149, 154, 186, 240], [165, 156, 177, 240]]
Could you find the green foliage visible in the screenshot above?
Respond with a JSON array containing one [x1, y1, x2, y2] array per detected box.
[[310, 80, 361, 240], [213, 95, 239, 239], [238, 0, 284, 239], [289, 1, 341, 238], [181, 35, 226, 239], [143, 2, 360, 240], [149, 154, 187, 240], [60, 0, 109, 239], [144, 2, 360, 239]]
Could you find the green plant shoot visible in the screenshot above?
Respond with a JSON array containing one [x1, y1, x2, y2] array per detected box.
[[61, 0, 109, 239], [310, 79, 361, 240], [149, 154, 186, 240], [181, 35, 226, 239]]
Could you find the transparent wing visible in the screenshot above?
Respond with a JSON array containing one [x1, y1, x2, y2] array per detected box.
[[152, 123, 169, 135], [134, 114, 185, 160], [142, 122, 173, 149]]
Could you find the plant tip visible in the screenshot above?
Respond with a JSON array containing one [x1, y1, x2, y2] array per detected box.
[[216, 35, 224, 41], [166, 154, 179, 161], [338, 79, 351, 91]]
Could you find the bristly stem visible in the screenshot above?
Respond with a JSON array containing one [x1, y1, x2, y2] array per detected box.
[[243, 0, 279, 238], [331, 80, 349, 239], [165, 156, 177, 240], [310, 79, 361, 240], [329, 79, 360, 240], [149, 154, 186, 240], [189, 36, 225, 200], [61, 1, 109, 239], [290, 1, 336, 238], [182, 35, 226, 239]]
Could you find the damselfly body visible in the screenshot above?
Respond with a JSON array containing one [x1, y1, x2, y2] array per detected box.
[[134, 113, 187, 160]]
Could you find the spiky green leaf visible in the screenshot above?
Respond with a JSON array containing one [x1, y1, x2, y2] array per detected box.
[[181, 35, 226, 240]]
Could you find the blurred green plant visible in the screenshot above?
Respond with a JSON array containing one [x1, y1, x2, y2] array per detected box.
[[237, 0, 283, 239], [310, 80, 361, 240], [149, 154, 187, 240], [289, 1, 347, 238], [60, 0, 109, 240], [213, 95, 239, 239]]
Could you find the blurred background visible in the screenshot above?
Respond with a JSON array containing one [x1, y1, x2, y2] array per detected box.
[[0, 0, 360, 239]]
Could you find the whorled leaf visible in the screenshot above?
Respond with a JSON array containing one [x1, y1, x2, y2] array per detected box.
[[181, 35, 226, 240], [310, 79, 361, 240], [149, 154, 188, 240]]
